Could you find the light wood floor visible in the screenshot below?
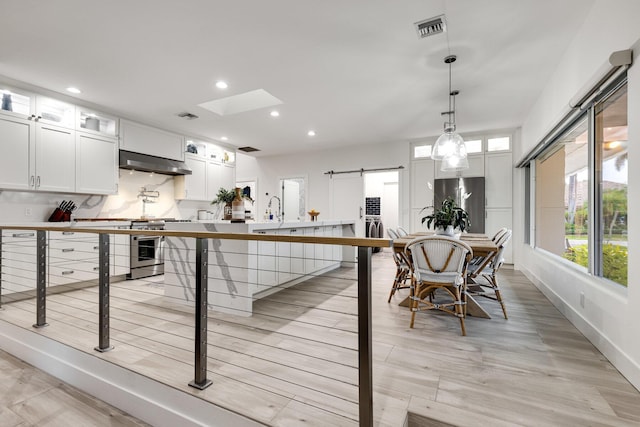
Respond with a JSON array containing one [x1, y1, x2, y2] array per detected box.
[[1, 250, 640, 426], [0, 348, 148, 426]]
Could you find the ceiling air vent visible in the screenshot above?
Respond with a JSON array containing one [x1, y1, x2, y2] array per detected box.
[[238, 146, 260, 153], [176, 111, 199, 120], [414, 15, 446, 39]]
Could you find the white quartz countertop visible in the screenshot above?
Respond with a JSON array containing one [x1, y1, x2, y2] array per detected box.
[[166, 220, 355, 232], [0, 220, 132, 228]]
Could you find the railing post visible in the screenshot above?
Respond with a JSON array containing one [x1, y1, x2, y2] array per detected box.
[[189, 237, 212, 390], [95, 233, 113, 352], [33, 230, 48, 328], [357, 246, 373, 427]]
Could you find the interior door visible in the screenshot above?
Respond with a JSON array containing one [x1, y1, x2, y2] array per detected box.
[[330, 174, 365, 237], [282, 179, 300, 221]]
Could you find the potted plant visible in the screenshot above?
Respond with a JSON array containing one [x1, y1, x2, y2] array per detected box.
[[421, 197, 470, 237], [211, 187, 236, 219]]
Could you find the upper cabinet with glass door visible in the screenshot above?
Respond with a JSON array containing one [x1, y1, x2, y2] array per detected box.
[[0, 86, 75, 128], [76, 106, 118, 137], [0, 86, 34, 119], [35, 96, 75, 128]]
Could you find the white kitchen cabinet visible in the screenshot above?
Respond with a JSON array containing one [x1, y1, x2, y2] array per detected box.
[[120, 119, 184, 161], [175, 154, 207, 200], [331, 225, 343, 264], [0, 116, 33, 190], [411, 159, 435, 209], [35, 96, 75, 128], [0, 86, 33, 119], [76, 132, 117, 194], [435, 155, 484, 179], [256, 236, 277, 293], [304, 227, 316, 273], [485, 208, 513, 263], [177, 141, 236, 201], [485, 152, 513, 208], [1, 86, 75, 130], [0, 115, 75, 193], [76, 107, 118, 137], [206, 160, 236, 201], [48, 231, 99, 286], [289, 228, 305, 279], [277, 229, 292, 283], [0, 230, 37, 295], [35, 123, 76, 192], [410, 208, 429, 234], [219, 163, 235, 192]]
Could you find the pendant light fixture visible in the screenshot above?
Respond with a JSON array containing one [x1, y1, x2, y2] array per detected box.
[[431, 55, 468, 171]]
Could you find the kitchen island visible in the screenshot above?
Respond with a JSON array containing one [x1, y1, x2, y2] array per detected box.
[[163, 220, 356, 316]]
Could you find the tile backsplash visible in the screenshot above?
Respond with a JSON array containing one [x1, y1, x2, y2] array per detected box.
[[0, 170, 214, 223]]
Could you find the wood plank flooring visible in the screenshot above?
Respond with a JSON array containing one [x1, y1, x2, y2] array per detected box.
[[1, 250, 640, 426], [0, 349, 149, 427]]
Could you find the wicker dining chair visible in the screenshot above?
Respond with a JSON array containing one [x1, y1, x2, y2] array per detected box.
[[396, 227, 409, 237], [406, 236, 473, 335], [387, 229, 411, 302], [466, 229, 512, 319]]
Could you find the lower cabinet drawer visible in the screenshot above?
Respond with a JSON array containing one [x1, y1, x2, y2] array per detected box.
[[49, 261, 99, 286]]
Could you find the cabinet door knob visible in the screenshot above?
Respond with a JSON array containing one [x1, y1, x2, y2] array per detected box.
[[36, 176, 40, 188], [30, 175, 35, 187]]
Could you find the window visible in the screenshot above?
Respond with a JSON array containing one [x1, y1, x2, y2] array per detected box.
[[414, 144, 432, 158], [532, 79, 627, 287], [465, 139, 482, 154], [536, 116, 589, 270], [595, 83, 627, 286], [488, 136, 511, 152]]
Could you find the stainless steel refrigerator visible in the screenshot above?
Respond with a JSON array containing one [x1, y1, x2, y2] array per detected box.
[[434, 177, 485, 233]]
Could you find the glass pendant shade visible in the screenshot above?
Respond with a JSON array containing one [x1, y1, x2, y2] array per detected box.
[[431, 131, 464, 160], [440, 136, 468, 171], [440, 153, 469, 171]]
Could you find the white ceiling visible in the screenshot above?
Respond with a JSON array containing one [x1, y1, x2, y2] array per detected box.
[[0, 0, 593, 157]]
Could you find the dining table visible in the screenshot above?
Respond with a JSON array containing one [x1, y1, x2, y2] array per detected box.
[[392, 232, 499, 319]]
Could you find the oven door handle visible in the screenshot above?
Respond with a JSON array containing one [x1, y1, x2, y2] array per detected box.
[[132, 236, 162, 242]]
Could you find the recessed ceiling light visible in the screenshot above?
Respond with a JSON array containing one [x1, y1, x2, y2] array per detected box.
[[270, 110, 280, 117], [220, 136, 228, 141], [66, 87, 81, 94], [215, 81, 228, 89], [307, 130, 316, 137]]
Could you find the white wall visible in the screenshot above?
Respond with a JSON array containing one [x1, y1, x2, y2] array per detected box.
[[236, 142, 410, 225], [516, 0, 640, 390]]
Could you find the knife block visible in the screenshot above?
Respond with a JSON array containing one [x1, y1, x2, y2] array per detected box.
[[48, 208, 71, 222]]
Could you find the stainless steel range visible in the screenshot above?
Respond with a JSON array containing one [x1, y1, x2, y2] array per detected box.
[[127, 219, 166, 280]]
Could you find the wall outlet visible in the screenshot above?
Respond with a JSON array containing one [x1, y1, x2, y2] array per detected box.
[[25, 208, 32, 216], [579, 292, 585, 308]]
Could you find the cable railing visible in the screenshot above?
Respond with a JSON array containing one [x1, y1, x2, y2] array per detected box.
[[0, 224, 391, 426]]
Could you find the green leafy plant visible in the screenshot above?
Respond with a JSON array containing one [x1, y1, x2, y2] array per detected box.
[[421, 197, 470, 233], [211, 187, 236, 205]]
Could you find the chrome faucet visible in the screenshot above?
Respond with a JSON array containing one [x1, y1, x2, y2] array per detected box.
[[268, 195, 282, 221]]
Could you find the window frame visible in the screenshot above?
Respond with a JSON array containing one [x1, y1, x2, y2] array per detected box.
[[530, 76, 628, 288]]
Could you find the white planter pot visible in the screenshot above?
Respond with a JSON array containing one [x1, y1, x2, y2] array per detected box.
[[435, 225, 461, 239], [435, 225, 455, 236]]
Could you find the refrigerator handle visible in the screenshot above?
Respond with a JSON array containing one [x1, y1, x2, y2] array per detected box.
[[359, 206, 363, 219]]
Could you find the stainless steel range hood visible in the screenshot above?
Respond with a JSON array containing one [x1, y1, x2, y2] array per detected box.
[[119, 150, 192, 176]]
